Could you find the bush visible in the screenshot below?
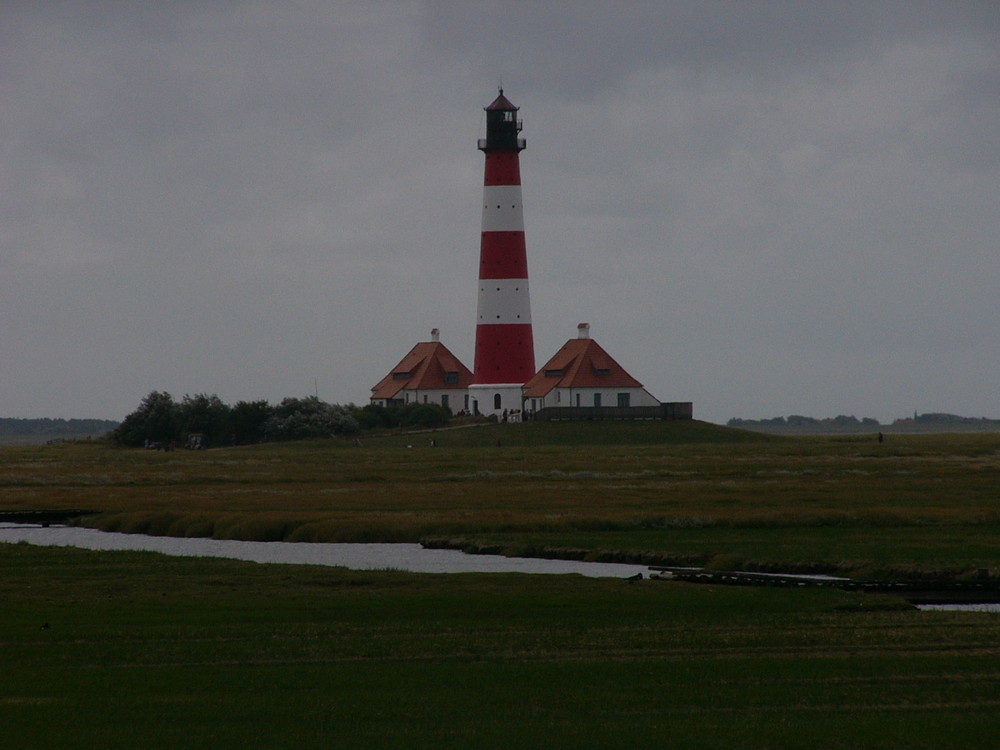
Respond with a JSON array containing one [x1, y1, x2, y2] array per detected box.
[[400, 403, 450, 428], [263, 397, 359, 440], [114, 393, 363, 447], [353, 404, 395, 430], [351, 403, 451, 431]]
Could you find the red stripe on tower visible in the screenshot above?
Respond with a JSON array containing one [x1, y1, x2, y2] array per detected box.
[[471, 89, 535, 415]]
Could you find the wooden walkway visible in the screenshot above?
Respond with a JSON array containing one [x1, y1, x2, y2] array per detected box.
[[649, 566, 1000, 603], [0, 509, 99, 527]]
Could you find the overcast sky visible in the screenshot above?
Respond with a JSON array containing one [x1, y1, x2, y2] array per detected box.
[[2, 1, 998, 424]]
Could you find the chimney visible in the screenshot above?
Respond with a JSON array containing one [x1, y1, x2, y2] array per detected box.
[[577, 323, 590, 339], [431, 328, 440, 342]]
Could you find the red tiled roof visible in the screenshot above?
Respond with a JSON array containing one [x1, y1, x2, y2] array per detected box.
[[523, 338, 644, 398], [370, 341, 473, 400]]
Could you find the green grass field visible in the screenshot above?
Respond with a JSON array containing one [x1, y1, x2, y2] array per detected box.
[[3, 421, 1000, 747], [3, 542, 999, 749]]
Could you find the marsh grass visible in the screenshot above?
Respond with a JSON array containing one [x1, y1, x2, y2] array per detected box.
[[4, 543, 1000, 749], [2, 423, 999, 575]]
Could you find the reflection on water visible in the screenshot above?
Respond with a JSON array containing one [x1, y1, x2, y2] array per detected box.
[[0, 524, 649, 578]]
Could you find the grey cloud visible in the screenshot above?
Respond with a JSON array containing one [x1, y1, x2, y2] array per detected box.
[[1, 1, 997, 423]]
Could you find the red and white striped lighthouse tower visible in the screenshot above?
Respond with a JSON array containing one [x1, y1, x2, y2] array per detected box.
[[470, 89, 535, 417]]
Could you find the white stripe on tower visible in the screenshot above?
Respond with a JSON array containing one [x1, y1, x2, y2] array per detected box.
[[480, 186, 524, 232], [477, 280, 531, 325]]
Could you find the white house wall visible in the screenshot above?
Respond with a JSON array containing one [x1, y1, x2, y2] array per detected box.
[[402, 388, 471, 412], [531, 387, 660, 411]]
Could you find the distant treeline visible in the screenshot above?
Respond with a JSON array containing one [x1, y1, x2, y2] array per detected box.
[[728, 413, 1000, 429], [0, 417, 119, 438], [892, 412, 1000, 426], [111, 391, 453, 448], [728, 415, 880, 428]]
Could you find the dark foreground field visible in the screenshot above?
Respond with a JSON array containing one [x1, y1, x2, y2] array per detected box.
[[3, 422, 1000, 747], [3, 543, 1000, 750]]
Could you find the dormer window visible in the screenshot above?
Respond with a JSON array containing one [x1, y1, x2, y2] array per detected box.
[[545, 369, 563, 377], [392, 371, 410, 380], [444, 372, 458, 384], [595, 368, 610, 376]]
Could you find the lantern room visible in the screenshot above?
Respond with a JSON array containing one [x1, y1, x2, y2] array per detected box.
[[478, 88, 525, 152]]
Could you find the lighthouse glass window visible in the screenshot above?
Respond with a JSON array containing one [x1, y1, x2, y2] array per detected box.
[[503, 111, 514, 122]]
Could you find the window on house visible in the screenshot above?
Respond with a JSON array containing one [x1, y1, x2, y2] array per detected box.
[[392, 372, 410, 380], [593, 393, 602, 407], [442, 394, 449, 409], [595, 368, 610, 376], [494, 393, 502, 410], [545, 369, 563, 377], [617, 393, 630, 407], [444, 372, 458, 384]]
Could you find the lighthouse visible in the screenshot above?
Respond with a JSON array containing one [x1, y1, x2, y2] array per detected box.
[[469, 89, 535, 417], [369, 89, 691, 422]]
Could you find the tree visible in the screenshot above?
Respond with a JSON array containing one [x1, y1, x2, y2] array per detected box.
[[179, 394, 232, 447], [230, 400, 274, 445], [830, 415, 861, 426], [111, 391, 182, 447]]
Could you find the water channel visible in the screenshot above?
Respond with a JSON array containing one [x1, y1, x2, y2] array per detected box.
[[0, 524, 649, 578], [3, 525, 997, 611]]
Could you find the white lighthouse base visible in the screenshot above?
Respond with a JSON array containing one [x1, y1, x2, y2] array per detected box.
[[469, 383, 525, 421]]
